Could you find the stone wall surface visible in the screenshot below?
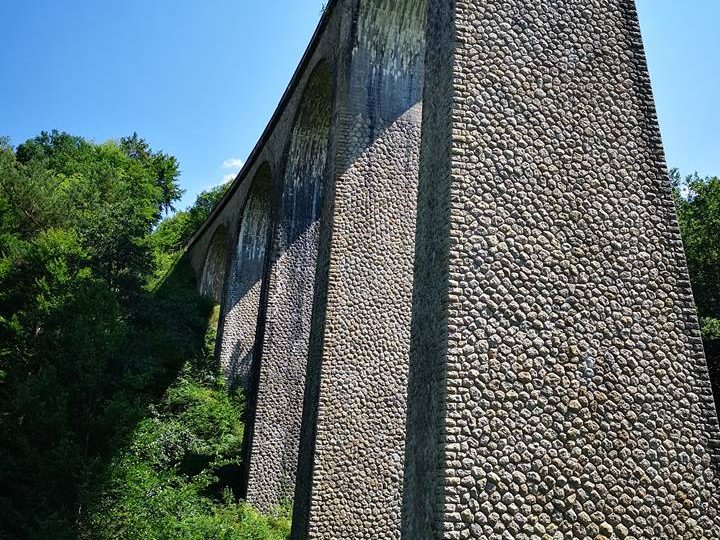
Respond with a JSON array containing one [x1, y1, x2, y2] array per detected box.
[[187, 4, 345, 512], [401, 0, 454, 537], [185, 0, 720, 538], [244, 61, 335, 512], [199, 225, 228, 303], [405, 0, 720, 539], [293, 1, 428, 539]]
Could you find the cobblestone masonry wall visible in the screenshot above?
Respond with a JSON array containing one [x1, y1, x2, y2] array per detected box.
[[188, 0, 720, 536], [199, 225, 227, 303], [245, 61, 334, 512], [293, 1, 427, 538], [404, 0, 720, 539], [218, 164, 273, 384]]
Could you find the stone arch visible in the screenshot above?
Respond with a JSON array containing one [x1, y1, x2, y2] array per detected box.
[[278, 59, 333, 250], [219, 163, 273, 385], [199, 225, 228, 303], [243, 58, 335, 511]]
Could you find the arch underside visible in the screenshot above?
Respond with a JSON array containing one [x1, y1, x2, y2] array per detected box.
[[219, 164, 273, 385], [200, 226, 228, 303]]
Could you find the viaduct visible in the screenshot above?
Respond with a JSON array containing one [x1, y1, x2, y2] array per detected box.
[[187, 0, 720, 538]]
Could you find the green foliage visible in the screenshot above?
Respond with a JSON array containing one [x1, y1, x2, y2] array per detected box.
[[2, 129, 181, 298], [81, 268, 288, 540], [152, 183, 230, 256], [0, 131, 285, 539], [672, 169, 720, 322], [701, 318, 720, 340], [84, 367, 288, 540], [120, 132, 184, 215]]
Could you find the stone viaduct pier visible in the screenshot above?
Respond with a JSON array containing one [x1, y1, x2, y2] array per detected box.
[[187, 1, 720, 538]]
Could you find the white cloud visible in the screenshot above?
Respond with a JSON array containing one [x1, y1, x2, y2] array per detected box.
[[212, 157, 245, 188], [222, 158, 244, 170]]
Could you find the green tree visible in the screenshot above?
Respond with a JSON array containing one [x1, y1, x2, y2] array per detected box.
[[152, 182, 230, 256], [120, 132, 184, 215], [0, 131, 285, 539], [0, 131, 183, 538], [7, 130, 182, 296], [672, 169, 720, 337]]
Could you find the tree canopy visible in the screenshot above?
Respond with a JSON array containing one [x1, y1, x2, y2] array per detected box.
[[0, 131, 283, 539], [672, 170, 720, 337]]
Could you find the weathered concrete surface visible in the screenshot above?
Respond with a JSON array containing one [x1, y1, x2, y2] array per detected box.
[[185, 0, 720, 538]]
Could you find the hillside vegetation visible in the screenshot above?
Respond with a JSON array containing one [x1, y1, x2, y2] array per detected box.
[[0, 131, 287, 539]]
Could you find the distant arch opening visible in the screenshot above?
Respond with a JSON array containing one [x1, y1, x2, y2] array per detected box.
[[219, 163, 273, 385], [199, 225, 228, 303]]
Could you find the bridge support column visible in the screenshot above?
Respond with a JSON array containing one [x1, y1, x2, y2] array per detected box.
[[403, 1, 720, 538], [292, 1, 427, 539], [244, 62, 335, 512], [218, 164, 273, 385]]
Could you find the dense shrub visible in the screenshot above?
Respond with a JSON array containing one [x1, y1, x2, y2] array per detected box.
[[83, 297, 289, 540]]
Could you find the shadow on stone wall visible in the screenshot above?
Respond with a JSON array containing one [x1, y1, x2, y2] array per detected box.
[[241, 60, 335, 512]]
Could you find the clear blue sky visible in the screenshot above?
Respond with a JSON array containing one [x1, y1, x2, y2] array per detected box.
[[1, 1, 717, 210]]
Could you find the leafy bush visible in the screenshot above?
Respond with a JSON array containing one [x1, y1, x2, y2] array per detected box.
[[701, 317, 720, 341], [82, 269, 288, 539], [84, 369, 288, 540]]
